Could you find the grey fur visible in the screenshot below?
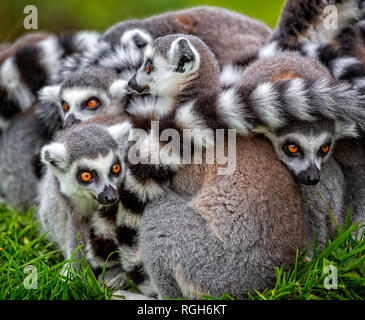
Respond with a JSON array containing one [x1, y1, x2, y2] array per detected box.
[[0, 101, 62, 211], [102, 6, 272, 67]]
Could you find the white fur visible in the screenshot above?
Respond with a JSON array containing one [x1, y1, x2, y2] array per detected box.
[[39, 85, 61, 105], [124, 170, 165, 203], [219, 64, 245, 88], [259, 41, 281, 59], [109, 79, 129, 100], [0, 57, 34, 110], [251, 82, 285, 128], [285, 78, 315, 121], [331, 57, 360, 79], [218, 88, 250, 134]]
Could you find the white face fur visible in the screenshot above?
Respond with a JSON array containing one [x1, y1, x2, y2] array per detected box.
[[266, 130, 334, 185], [129, 37, 200, 97]]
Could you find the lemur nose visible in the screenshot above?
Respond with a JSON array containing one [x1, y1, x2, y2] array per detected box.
[[296, 165, 320, 185], [98, 185, 119, 205], [63, 115, 81, 129], [128, 75, 148, 93]]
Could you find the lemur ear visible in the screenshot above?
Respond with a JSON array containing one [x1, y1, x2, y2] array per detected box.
[[170, 37, 196, 73], [38, 85, 61, 105], [41, 143, 68, 172], [107, 122, 132, 147], [334, 120, 359, 139], [109, 79, 129, 100]]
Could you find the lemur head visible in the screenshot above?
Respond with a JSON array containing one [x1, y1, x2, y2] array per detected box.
[[262, 119, 357, 185], [41, 122, 131, 209], [127, 34, 219, 100], [40, 66, 129, 129]]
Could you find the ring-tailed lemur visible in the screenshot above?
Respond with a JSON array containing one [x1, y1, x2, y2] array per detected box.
[[262, 0, 365, 226], [107, 34, 365, 298], [39, 65, 130, 129], [101, 6, 272, 68], [38, 120, 132, 289], [0, 31, 100, 131]]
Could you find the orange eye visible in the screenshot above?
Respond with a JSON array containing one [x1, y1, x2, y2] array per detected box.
[[321, 145, 329, 153], [62, 103, 69, 112], [288, 145, 299, 153], [146, 64, 151, 73], [112, 164, 121, 174], [80, 171, 92, 182], [87, 99, 98, 109]]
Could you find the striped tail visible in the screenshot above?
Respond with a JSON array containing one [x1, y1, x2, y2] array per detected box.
[[176, 78, 365, 135]]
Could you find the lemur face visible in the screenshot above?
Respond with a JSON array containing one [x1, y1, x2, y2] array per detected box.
[[265, 121, 336, 185], [41, 123, 130, 209], [39, 67, 128, 129], [58, 87, 119, 129], [128, 36, 200, 97]]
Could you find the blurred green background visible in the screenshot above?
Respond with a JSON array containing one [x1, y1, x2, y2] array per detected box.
[[0, 0, 285, 43]]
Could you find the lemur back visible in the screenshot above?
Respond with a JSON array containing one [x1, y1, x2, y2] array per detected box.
[[101, 6, 272, 67], [141, 135, 306, 299]]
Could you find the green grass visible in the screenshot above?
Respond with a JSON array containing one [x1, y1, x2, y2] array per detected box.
[[0, 202, 364, 300], [0, 0, 286, 42]]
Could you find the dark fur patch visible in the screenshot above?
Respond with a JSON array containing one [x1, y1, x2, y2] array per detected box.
[[99, 203, 118, 222], [89, 228, 119, 261], [32, 153, 43, 180], [0, 86, 21, 119], [335, 26, 357, 56], [118, 183, 145, 215], [128, 162, 175, 184], [57, 33, 78, 58], [15, 45, 48, 94], [272, 0, 324, 48], [127, 264, 146, 285], [192, 92, 227, 130], [235, 84, 260, 126], [338, 63, 365, 82], [316, 44, 340, 68], [117, 226, 138, 247]]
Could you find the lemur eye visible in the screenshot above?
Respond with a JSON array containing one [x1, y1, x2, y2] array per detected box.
[[62, 103, 69, 112], [79, 171, 93, 183], [287, 145, 299, 154], [86, 98, 100, 109], [145, 60, 152, 74], [112, 163, 121, 175], [321, 144, 330, 154]]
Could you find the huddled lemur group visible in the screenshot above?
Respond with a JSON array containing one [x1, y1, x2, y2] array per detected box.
[[1, 1, 365, 299]]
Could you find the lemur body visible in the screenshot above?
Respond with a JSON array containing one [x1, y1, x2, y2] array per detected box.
[[101, 6, 272, 67], [38, 121, 131, 289], [117, 34, 365, 298]]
